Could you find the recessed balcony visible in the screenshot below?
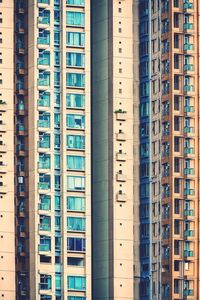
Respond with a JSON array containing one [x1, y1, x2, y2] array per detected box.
[[184, 229, 194, 238], [37, 120, 50, 130], [38, 161, 51, 171], [184, 250, 194, 257], [16, 144, 25, 156], [37, 57, 50, 70], [37, 16, 50, 29], [38, 223, 51, 232], [16, 83, 25, 95], [184, 147, 194, 155], [183, 126, 194, 134], [183, 289, 194, 297], [37, 37, 50, 49], [37, 78, 50, 90], [184, 168, 194, 175], [183, 64, 194, 72], [184, 85, 195, 93], [184, 188, 195, 196], [16, 42, 25, 54], [38, 202, 51, 211], [184, 105, 195, 113], [38, 182, 50, 192], [17, 124, 26, 136], [184, 43, 194, 52], [183, 2, 194, 10], [16, 62, 25, 75], [184, 209, 194, 217], [183, 23, 194, 31], [16, 22, 25, 34]]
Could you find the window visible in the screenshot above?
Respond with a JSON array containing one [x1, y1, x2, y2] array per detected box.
[[66, 32, 85, 47], [67, 176, 85, 191], [66, 12, 85, 27], [40, 274, 52, 290], [67, 237, 85, 252], [140, 102, 149, 117], [67, 73, 85, 87], [67, 135, 85, 149], [174, 220, 180, 235], [67, 0, 85, 5], [174, 137, 180, 152], [67, 217, 85, 231], [68, 297, 86, 300], [174, 54, 179, 69], [67, 53, 85, 67], [67, 196, 85, 211], [67, 276, 86, 291], [67, 257, 84, 266], [67, 93, 85, 108], [66, 114, 85, 129], [174, 34, 179, 48], [67, 155, 85, 170]]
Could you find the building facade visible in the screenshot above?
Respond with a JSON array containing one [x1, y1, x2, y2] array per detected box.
[[14, 0, 91, 299], [0, 0, 200, 300]]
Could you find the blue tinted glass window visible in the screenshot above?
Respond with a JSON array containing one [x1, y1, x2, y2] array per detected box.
[[67, 176, 85, 191], [67, 276, 86, 291], [67, 237, 85, 252], [66, 12, 85, 26], [67, 94, 85, 108], [67, 53, 85, 67], [67, 156, 85, 170], [67, 135, 85, 149], [67, 73, 85, 87], [67, 196, 85, 211], [67, 217, 85, 231], [66, 32, 85, 47], [67, 0, 85, 5], [66, 114, 85, 129]]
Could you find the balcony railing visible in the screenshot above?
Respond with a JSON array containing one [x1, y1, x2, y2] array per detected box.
[[184, 85, 195, 92], [184, 147, 194, 154], [184, 229, 194, 237], [37, 16, 50, 25], [184, 43, 194, 51], [184, 209, 194, 217], [184, 188, 195, 196], [38, 162, 50, 169], [37, 58, 50, 66], [38, 140, 50, 148], [37, 120, 50, 128], [37, 37, 50, 45], [183, 23, 194, 30], [184, 250, 194, 257], [183, 289, 194, 296], [38, 182, 50, 190], [184, 105, 195, 113], [37, 97, 50, 107], [38, 244, 50, 251], [38, 202, 51, 210], [38, 223, 51, 231], [183, 64, 194, 71], [184, 168, 194, 175], [183, 126, 194, 134]]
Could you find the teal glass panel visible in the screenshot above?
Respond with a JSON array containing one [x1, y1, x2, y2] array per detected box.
[[67, 94, 85, 108]]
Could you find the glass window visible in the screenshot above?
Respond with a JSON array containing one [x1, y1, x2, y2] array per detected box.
[[67, 94, 85, 108], [67, 53, 85, 67], [66, 12, 85, 26], [67, 237, 85, 252], [66, 32, 85, 47], [54, 154, 60, 169], [55, 195, 60, 210], [67, 217, 85, 231], [67, 0, 85, 5], [67, 276, 86, 291], [55, 274, 61, 290], [67, 135, 85, 149], [67, 176, 85, 191], [67, 73, 85, 87], [67, 155, 85, 170], [67, 196, 85, 211], [66, 114, 85, 129]]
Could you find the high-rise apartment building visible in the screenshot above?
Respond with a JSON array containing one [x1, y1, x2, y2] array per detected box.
[[0, 0, 200, 300], [1, 0, 92, 299]]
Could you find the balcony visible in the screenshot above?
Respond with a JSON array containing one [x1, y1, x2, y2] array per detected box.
[[16, 62, 25, 75], [38, 140, 50, 150], [16, 22, 25, 34], [37, 97, 50, 108], [37, 120, 50, 130], [184, 209, 194, 217], [183, 23, 194, 31], [37, 37, 50, 49], [37, 78, 50, 90], [38, 223, 51, 232], [17, 245, 26, 257], [38, 202, 51, 211], [16, 144, 25, 156], [38, 244, 50, 252], [184, 188, 195, 196], [16, 42, 25, 54], [183, 2, 194, 10], [183, 289, 194, 297], [37, 16, 50, 29], [18, 225, 26, 238], [37, 58, 50, 70], [184, 105, 195, 113], [184, 147, 194, 155], [38, 161, 50, 170], [16, 83, 25, 95], [184, 168, 194, 175], [16, 2, 25, 14], [184, 85, 194, 93], [183, 126, 194, 134], [184, 229, 194, 237], [37, 0, 50, 8], [184, 43, 194, 51], [183, 64, 194, 72], [184, 250, 194, 257], [116, 192, 127, 202], [17, 124, 26, 135], [17, 102, 25, 115], [38, 182, 50, 191]]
